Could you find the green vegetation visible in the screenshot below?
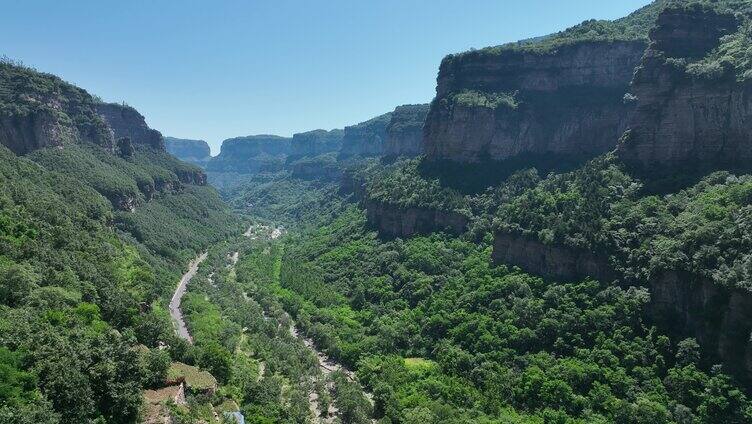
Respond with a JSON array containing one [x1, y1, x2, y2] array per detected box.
[[223, 171, 349, 228], [496, 155, 752, 291], [247, 206, 752, 423], [0, 59, 111, 148], [448, 0, 664, 59], [451, 89, 518, 110], [0, 60, 241, 422]]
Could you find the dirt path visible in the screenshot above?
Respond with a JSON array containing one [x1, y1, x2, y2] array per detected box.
[[169, 252, 207, 343]]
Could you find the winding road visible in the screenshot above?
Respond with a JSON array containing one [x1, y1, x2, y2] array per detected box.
[[169, 252, 208, 343]]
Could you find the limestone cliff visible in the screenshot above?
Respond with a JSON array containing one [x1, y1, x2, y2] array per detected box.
[[207, 135, 291, 173], [0, 62, 113, 155], [420, 2, 668, 166], [289, 129, 343, 160], [423, 40, 646, 164], [96, 103, 164, 150], [617, 4, 750, 175], [364, 197, 468, 239], [165, 136, 211, 166], [384, 104, 429, 158], [339, 112, 392, 158], [491, 230, 752, 384]]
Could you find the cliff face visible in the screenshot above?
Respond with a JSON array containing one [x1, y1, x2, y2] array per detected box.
[[339, 113, 392, 158], [423, 41, 647, 164], [289, 129, 343, 160], [364, 197, 467, 239], [384, 104, 429, 158], [0, 62, 113, 155], [617, 6, 749, 173], [207, 135, 291, 173], [96, 103, 164, 150], [491, 231, 752, 384], [491, 232, 616, 282], [165, 136, 211, 166]]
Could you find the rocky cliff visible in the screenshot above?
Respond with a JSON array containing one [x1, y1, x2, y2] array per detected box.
[[617, 4, 750, 175], [491, 232, 616, 282], [291, 154, 342, 181], [384, 104, 429, 158], [165, 136, 212, 166], [423, 40, 646, 164], [491, 230, 752, 384], [0, 62, 113, 155], [419, 1, 669, 166], [364, 197, 467, 239], [339, 112, 392, 158], [289, 129, 344, 160], [96, 103, 164, 150], [207, 135, 291, 173]]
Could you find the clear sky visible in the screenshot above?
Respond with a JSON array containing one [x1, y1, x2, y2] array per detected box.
[[2, 0, 651, 154]]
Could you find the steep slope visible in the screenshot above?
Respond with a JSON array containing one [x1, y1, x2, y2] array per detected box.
[[96, 102, 164, 150], [289, 128, 344, 160], [164, 136, 212, 167], [617, 0, 752, 179], [0, 60, 241, 422], [339, 112, 392, 157], [206, 134, 291, 173], [384, 104, 430, 158], [422, 1, 664, 166]]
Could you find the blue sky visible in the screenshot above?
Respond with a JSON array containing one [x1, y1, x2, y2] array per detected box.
[[3, 0, 651, 154]]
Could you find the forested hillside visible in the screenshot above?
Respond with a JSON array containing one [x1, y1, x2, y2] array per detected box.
[[0, 60, 241, 422], [215, 1, 752, 423], [5, 0, 752, 423]]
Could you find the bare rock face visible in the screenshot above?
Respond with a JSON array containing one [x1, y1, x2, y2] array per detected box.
[[0, 112, 73, 155], [96, 103, 164, 150], [491, 232, 616, 282], [384, 104, 429, 158], [289, 129, 343, 160], [364, 198, 467, 239], [339, 112, 392, 158], [617, 6, 747, 173], [423, 41, 647, 164], [0, 62, 114, 155], [207, 135, 291, 173], [165, 136, 211, 166]]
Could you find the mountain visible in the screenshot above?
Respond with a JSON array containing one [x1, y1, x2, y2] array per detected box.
[[385, 103, 430, 158], [339, 112, 393, 158], [0, 60, 241, 421], [289, 128, 344, 160], [617, 0, 752, 181], [217, 2, 752, 422], [205, 134, 291, 173], [164, 136, 212, 167], [422, 1, 665, 169]]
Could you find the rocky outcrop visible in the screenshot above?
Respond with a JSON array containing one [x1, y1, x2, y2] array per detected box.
[[289, 129, 344, 160], [491, 232, 616, 282], [364, 198, 467, 238], [165, 136, 211, 166], [206, 135, 291, 173], [0, 62, 114, 155], [617, 6, 748, 174], [339, 113, 392, 158], [290, 155, 341, 181], [423, 40, 647, 164], [96, 103, 164, 150], [648, 271, 752, 385], [491, 231, 752, 384], [0, 112, 73, 155], [385, 104, 429, 157]]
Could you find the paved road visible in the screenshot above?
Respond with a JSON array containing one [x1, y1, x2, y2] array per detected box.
[[169, 252, 208, 343]]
